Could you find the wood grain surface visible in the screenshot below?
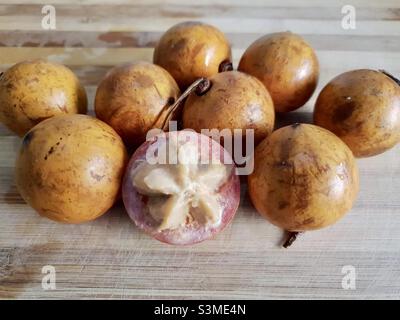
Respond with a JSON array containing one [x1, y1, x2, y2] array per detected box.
[[0, 0, 399, 299]]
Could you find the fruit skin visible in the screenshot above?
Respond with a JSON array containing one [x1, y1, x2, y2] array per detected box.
[[182, 71, 275, 145], [122, 130, 240, 245], [248, 124, 359, 232], [95, 61, 180, 147], [15, 114, 128, 223], [314, 69, 400, 157], [238, 32, 319, 113], [0, 59, 87, 136], [153, 21, 232, 90]]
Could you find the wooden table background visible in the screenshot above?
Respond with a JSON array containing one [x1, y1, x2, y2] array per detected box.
[[0, 0, 399, 299]]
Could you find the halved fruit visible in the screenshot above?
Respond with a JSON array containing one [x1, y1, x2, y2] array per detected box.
[[122, 130, 240, 245]]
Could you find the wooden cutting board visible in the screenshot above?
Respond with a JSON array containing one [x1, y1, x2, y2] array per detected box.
[[0, 0, 399, 299]]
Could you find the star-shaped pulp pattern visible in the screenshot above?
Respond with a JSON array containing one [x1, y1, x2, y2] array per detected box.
[[132, 138, 229, 231]]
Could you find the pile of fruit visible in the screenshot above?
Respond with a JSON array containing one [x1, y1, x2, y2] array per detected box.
[[0, 22, 399, 247]]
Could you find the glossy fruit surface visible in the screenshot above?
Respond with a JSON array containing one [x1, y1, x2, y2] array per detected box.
[[95, 61, 180, 147], [182, 71, 275, 146], [238, 32, 319, 112], [314, 69, 400, 157], [16, 114, 128, 223], [0, 59, 87, 136], [248, 123, 359, 231], [153, 21, 232, 89]]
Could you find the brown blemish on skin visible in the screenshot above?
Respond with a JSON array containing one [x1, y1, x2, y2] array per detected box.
[[44, 146, 55, 160], [43, 136, 65, 160], [191, 43, 205, 59], [278, 200, 289, 209], [333, 100, 356, 123], [294, 178, 310, 211], [279, 136, 294, 163], [171, 38, 187, 52], [135, 75, 155, 88], [90, 171, 105, 181]]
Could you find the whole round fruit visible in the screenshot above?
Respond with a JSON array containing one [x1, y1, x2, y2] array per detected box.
[[248, 123, 359, 234], [314, 69, 400, 157], [238, 32, 319, 112], [0, 59, 87, 136], [16, 114, 128, 223], [153, 21, 232, 90], [95, 61, 180, 147], [122, 130, 240, 245], [182, 71, 275, 145]]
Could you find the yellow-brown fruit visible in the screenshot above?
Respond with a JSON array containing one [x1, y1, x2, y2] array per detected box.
[[314, 69, 400, 157], [248, 123, 359, 232], [95, 61, 180, 147], [15, 114, 128, 223], [153, 21, 232, 90], [0, 59, 87, 136], [238, 32, 319, 112], [182, 71, 275, 145]]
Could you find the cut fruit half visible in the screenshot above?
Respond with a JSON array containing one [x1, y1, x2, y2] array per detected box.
[[122, 130, 241, 245]]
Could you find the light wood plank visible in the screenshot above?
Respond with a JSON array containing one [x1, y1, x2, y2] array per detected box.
[[1, 47, 399, 70], [0, 14, 399, 35], [1, 4, 399, 21], [1, 32, 400, 53], [1, 0, 399, 8]]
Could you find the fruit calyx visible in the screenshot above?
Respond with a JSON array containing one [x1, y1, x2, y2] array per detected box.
[[283, 231, 302, 248], [379, 70, 400, 86], [219, 60, 234, 72], [131, 135, 229, 231], [152, 78, 212, 131]]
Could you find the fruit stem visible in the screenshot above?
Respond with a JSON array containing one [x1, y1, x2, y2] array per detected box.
[[379, 70, 400, 86], [152, 78, 211, 131], [219, 60, 234, 72], [283, 231, 302, 248]]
